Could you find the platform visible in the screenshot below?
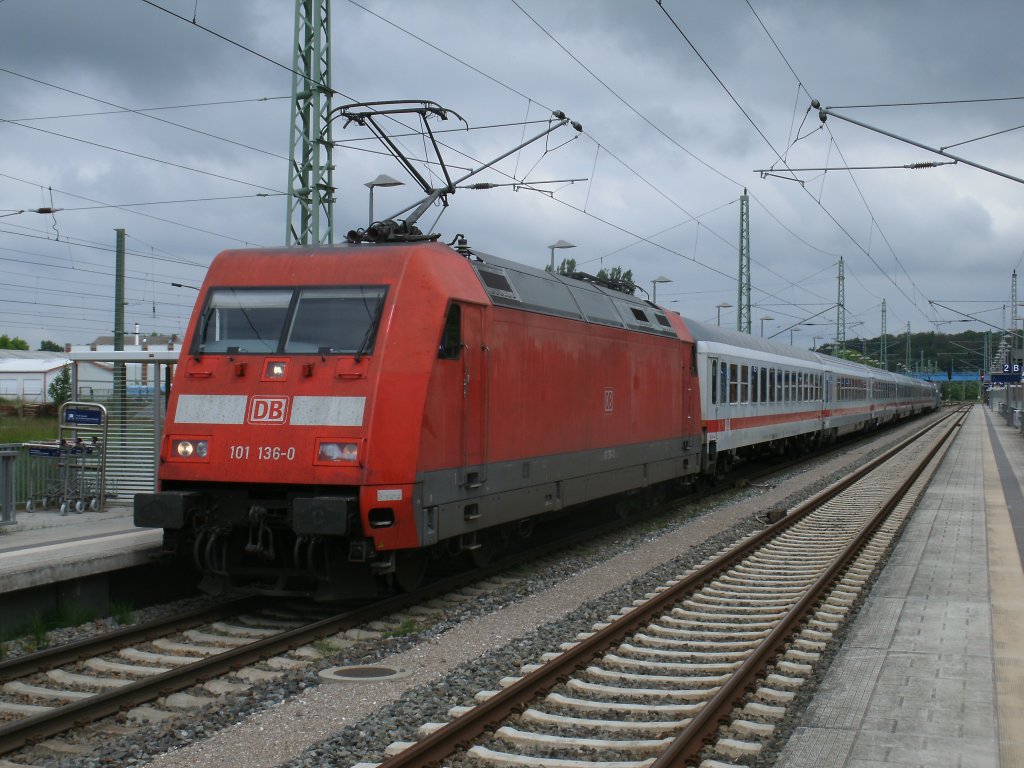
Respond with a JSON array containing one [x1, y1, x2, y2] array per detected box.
[[776, 405, 1024, 767], [0, 502, 162, 595]]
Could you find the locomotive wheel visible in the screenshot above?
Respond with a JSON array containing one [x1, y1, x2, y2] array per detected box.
[[468, 537, 497, 568], [394, 550, 428, 592]]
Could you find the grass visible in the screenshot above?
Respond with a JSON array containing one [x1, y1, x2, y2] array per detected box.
[[110, 601, 135, 625], [382, 619, 422, 638], [0, 413, 57, 444], [313, 638, 342, 658], [17, 601, 100, 651], [26, 615, 50, 651]]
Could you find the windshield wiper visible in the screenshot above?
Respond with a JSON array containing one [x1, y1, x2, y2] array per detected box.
[[195, 309, 212, 360], [354, 293, 386, 362]]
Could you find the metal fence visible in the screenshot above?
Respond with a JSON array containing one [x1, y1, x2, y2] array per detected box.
[[0, 451, 15, 525], [1, 395, 159, 513], [0, 352, 176, 521]]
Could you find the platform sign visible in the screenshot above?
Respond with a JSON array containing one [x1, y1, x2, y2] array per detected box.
[[63, 408, 103, 425]]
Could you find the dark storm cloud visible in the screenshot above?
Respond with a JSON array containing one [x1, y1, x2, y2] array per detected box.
[[0, 0, 1021, 350]]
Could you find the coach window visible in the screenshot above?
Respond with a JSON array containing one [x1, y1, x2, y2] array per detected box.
[[720, 362, 728, 405], [729, 363, 739, 403], [438, 304, 461, 359], [740, 365, 749, 402], [751, 366, 759, 403], [711, 360, 718, 404], [768, 367, 776, 402]]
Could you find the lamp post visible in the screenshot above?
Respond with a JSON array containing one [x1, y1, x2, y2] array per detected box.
[[716, 302, 732, 327], [171, 282, 200, 291], [547, 240, 576, 272], [365, 174, 404, 227], [760, 315, 774, 338], [812, 336, 820, 351], [651, 275, 672, 304]]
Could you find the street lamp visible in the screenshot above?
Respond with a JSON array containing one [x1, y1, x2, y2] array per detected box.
[[716, 302, 732, 327], [651, 275, 672, 304], [547, 240, 576, 272], [365, 174, 404, 227], [171, 282, 200, 291], [760, 315, 774, 338]]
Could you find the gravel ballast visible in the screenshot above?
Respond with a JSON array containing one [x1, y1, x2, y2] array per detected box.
[[47, 419, 933, 768]]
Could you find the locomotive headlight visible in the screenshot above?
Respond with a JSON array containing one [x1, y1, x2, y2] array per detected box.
[[317, 441, 359, 463], [263, 359, 287, 379], [173, 439, 209, 459]]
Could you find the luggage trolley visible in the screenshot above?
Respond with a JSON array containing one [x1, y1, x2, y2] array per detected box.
[[58, 402, 108, 513], [24, 403, 109, 514]]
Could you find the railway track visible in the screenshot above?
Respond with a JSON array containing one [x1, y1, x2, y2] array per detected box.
[[0, 410, 952, 765], [0, 568, 525, 761], [370, 407, 968, 767]]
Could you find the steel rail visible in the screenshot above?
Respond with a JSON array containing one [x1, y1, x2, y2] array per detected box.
[[651, 406, 968, 766], [375, 408, 962, 768], [0, 560, 525, 756], [0, 409, 953, 758], [0, 488, 718, 759]]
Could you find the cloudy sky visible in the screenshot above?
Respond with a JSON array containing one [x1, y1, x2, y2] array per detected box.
[[0, 0, 1021, 363]]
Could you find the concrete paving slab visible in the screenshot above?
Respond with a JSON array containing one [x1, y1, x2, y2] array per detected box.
[[776, 407, 1004, 768], [0, 502, 161, 594]]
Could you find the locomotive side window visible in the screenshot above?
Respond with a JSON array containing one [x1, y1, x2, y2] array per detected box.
[[438, 303, 462, 360], [569, 287, 624, 328], [197, 288, 292, 354], [284, 286, 387, 354]]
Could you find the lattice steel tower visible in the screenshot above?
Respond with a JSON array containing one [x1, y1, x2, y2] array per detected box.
[[836, 256, 846, 352], [286, 0, 335, 245], [880, 299, 887, 369], [737, 188, 751, 334]]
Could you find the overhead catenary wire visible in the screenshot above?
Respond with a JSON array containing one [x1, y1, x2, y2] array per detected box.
[[342, 1, 863, 314]]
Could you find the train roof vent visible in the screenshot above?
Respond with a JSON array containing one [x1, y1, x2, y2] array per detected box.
[[476, 267, 519, 301], [629, 306, 651, 324], [654, 313, 672, 328]]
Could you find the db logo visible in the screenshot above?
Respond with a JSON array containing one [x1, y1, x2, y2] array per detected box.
[[248, 396, 289, 424]]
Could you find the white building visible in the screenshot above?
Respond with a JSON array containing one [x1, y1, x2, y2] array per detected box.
[[0, 352, 111, 403]]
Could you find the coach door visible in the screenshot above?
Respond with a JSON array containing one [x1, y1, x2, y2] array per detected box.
[[461, 304, 488, 489], [708, 357, 720, 426]]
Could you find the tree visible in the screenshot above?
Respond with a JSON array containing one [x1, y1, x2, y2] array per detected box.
[[38, 340, 63, 352], [552, 257, 577, 276], [48, 365, 72, 406], [596, 266, 636, 295], [0, 334, 29, 350]]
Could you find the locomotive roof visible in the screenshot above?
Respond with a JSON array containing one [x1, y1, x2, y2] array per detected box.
[[468, 250, 683, 340]]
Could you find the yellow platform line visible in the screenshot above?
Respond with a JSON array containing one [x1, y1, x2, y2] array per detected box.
[[983, 409, 1024, 766]]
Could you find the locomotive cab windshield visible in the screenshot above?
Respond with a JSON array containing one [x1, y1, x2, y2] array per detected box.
[[193, 285, 388, 356]]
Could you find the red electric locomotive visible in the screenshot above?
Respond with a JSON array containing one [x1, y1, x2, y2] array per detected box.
[[135, 240, 704, 598]]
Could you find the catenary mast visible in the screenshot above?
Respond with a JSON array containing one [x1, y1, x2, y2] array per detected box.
[[286, 0, 335, 245]]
